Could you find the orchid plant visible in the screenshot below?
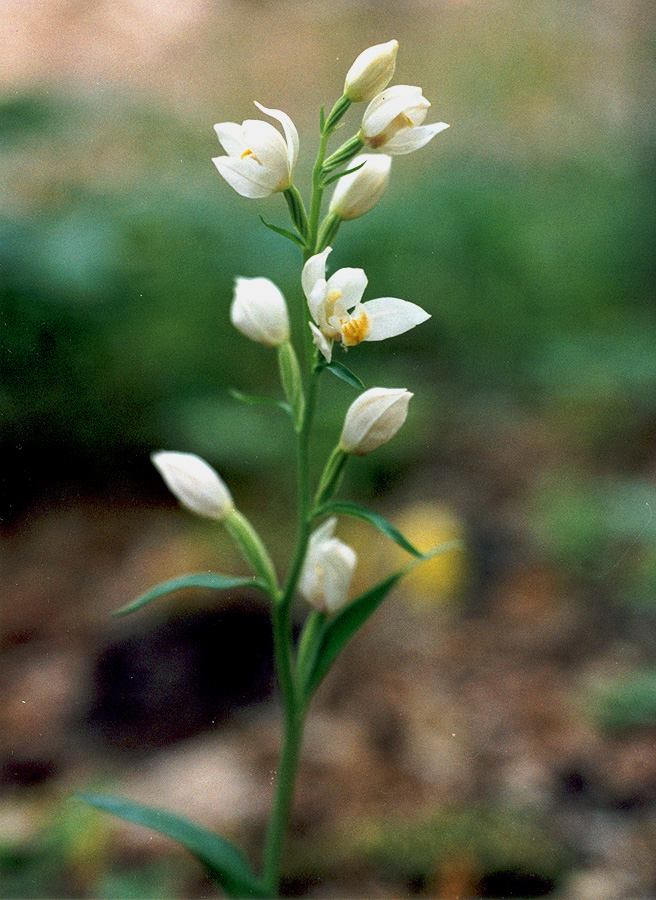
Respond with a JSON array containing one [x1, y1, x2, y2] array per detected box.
[[80, 40, 452, 898]]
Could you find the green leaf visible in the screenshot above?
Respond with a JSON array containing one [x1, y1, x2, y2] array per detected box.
[[295, 610, 328, 700], [315, 501, 425, 558], [229, 388, 293, 416], [113, 573, 265, 617], [259, 215, 306, 248], [321, 360, 365, 390], [302, 571, 404, 699], [77, 794, 266, 898]]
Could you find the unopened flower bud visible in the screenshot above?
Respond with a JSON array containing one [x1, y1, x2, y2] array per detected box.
[[328, 154, 391, 221], [339, 388, 412, 456], [299, 518, 357, 614], [151, 451, 234, 520], [231, 276, 290, 347], [344, 40, 398, 103]]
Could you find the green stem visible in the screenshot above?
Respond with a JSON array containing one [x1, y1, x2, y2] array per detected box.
[[261, 369, 320, 896], [262, 94, 344, 893], [262, 701, 305, 894], [307, 96, 349, 259]]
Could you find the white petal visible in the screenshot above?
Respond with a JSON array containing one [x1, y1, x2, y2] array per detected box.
[[321, 540, 358, 614], [309, 321, 333, 362], [241, 119, 288, 156], [213, 121, 247, 157], [212, 156, 279, 199], [363, 298, 431, 340], [325, 268, 368, 310], [254, 101, 300, 169], [302, 248, 332, 301], [383, 122, 450, 155], [298, 517, 337, 599]]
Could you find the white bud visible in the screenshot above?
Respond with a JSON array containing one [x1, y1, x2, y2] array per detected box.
[[151, 451, 234, 520], [339, 387, 412, 456], [231, 276, 290, 347], [344, 40, 398, 103], [298, 518, 357, 614], [328, 154, 391, 221]]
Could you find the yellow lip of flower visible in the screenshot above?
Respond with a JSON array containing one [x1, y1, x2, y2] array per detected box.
[[339, 308, 371, 346]]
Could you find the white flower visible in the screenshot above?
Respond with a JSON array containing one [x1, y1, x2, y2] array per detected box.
[[231, 276, 290, 347], [213, 102, 299, 198], [301, 247, 430, 362], [339, 387, 412, 455], [360, 85, 449, 155], [151, 451, 234, 520], [298, 518, 357, 614], [344, 40, 398, 103], [328, 154, 391, 221]]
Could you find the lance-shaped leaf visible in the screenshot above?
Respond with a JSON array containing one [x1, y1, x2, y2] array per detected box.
[[318, 359, 365, 390], [77, 794, 266, 898], [302, 570, 404, 700], [259, 215, 306, 248], [230, 387, 293, 416], [300, 539, 460, 702], [315, 500, 425, 558], [113, 573, 266, 617]]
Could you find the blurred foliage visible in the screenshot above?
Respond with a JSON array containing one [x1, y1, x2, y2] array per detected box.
[[532, 475, 656, 593], [284, 803, 571, 896], [594, 670, 656, 734]]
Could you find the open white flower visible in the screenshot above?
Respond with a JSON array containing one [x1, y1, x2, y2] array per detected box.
[[298, 518, 357, 614], [301, 247, 430, 362], [344, 40, 398, 103], [213, 102, 299, 198], [328, 154, 391, 221], [340, 388, 412, 455], [231, 276, 290, 346], [360, 85, 449, 155], [151, 451, 234, 520]]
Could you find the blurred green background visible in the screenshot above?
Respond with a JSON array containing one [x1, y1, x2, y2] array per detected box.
[[2, 0, 656, 897]]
